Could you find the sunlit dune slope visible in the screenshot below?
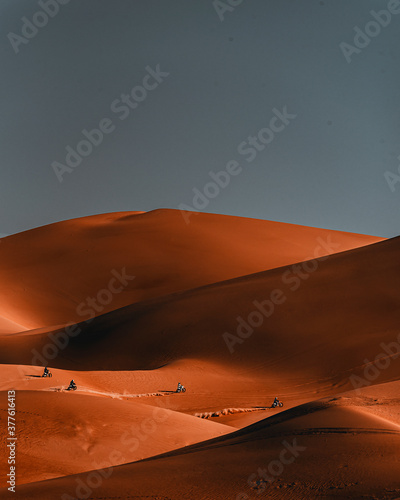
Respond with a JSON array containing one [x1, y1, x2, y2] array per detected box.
[[0, 209, 382, 330], [339, 379, 400, 428], [0, 361, 287, 420], [0, 389, 231, 486], [9, 394, 400, 499], [0, 316, 27, 334]]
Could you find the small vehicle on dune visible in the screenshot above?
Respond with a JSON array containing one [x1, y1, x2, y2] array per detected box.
[[42, 367, 52, 378], [66, 380, 77, 391]]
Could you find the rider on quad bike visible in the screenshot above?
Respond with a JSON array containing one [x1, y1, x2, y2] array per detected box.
[[176, 382, 186, 393], [67, 379, 77, 391], [272, 396, 283, 408]]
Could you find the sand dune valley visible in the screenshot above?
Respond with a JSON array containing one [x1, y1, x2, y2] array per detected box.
[[0, 208, 399, 500]]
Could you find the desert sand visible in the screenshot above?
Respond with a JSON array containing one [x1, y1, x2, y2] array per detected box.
[[0, 209, 399, 499]]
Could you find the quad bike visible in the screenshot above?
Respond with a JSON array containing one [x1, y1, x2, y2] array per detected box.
[[42, 371, 52, 378], [272, 400, 283, 408], [176, 384, 186, 393], [66, 383, 77, 391]]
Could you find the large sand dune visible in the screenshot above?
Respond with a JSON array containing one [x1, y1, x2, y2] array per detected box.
[[0, 210, 398, 499], [0, 210, 382, 331], [6, 385, 400, 499], [1, 234, 397, 390]]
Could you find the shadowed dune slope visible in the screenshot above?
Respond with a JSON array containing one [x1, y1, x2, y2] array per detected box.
[[8, 391, 400, 500], [1, 236, 398, 393], [0, 210, 382, 331]]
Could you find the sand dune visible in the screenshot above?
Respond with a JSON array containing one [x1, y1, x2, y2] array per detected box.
[[0, 316, 26, 335], [1, 235, 397, 394], [0, 361, 308, 442], [0, 209, 382, 330], [0, 210, 397, 499], [0, 389, 231, 486], [7, 387, 400, 499]]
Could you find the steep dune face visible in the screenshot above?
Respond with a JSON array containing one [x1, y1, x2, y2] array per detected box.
[[0, 210, 382, 330], [10, 393, 400, 500]]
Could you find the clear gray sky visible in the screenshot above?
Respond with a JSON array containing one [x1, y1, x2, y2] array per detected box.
[[0, 0, 399, 237]]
